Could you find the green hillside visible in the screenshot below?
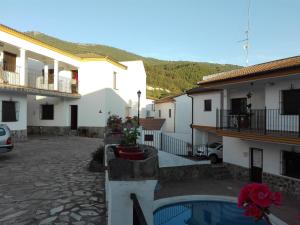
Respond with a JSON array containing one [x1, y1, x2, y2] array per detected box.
[[25, 31, 241, 98]]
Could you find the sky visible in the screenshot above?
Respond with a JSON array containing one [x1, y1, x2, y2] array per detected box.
[[0, 0, 300, 66]]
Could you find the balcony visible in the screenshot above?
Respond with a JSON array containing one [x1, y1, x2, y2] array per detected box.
[[0, 63, 20, 85], [216, 109, 300, 145], [0, 63, 78, 95]]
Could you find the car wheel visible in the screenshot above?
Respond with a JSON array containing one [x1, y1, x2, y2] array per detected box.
[[209, 154, 218, 164]]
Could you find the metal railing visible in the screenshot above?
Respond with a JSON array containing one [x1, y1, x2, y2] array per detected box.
[[217, 108, 300, 137], [131, 193, 148, 225], [0, 63, 20, 85], [161, 133, 193, 156]]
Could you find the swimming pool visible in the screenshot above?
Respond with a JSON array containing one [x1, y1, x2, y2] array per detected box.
[[154, 200, 267, 225]]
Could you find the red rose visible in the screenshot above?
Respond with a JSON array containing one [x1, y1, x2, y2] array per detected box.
[[250, 183, 272, 208], [244, 203, 263, 219], [272, 192, 282, 206]]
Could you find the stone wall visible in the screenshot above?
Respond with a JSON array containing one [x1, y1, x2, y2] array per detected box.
[[223, 162, 250, 181], [263, 173, 300, 199], [11, 129, 27, 142], [28, 126, 70, 136], [224, 162, 300, 199], [78, 127, 105, 138], [27, 126, 105, 138]]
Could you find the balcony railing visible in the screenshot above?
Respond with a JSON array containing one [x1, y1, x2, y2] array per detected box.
[[217, 109, 300, 137], [0, 63, 20, 85]]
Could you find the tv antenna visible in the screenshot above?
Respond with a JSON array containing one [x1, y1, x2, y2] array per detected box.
[[238, 0, 251, 66]]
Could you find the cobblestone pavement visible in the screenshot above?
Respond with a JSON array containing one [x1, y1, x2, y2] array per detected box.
[[0, 136, 105, 225]]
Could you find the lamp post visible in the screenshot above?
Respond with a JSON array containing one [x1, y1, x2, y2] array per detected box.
[[137, 90, 141, 126]]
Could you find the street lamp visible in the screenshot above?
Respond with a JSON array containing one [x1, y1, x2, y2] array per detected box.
[[137, 90, 141, 126]]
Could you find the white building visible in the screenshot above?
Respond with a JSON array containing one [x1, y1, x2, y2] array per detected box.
[[186, 87, 222, 146], [195, 56, 300, 197], [154, 93, 192, 142], [0, 24, 147, 140]]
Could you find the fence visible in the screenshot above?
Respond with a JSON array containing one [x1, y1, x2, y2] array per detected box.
[[217, 108, 300, 137], [139, 130, 193, 156]]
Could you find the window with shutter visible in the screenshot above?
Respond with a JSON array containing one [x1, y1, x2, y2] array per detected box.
[[2, 101, 17, 122], [41, 104, 54, 120]]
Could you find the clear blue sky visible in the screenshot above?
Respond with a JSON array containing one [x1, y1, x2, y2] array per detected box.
[[1, 0, 299, 66]]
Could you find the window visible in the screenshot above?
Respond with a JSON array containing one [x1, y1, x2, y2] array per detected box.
[[0, 128, 5, 136], [231, 98, 247, 114], [169, 109, 172, 118], [158, 110, 161, 118], [282, 151, 300, 179], [113, 72, 117, 89], [204, 99, 212, 111], [144, 134, 154, 141], [2, 101, 17, 122], [146, 110, 150, 117], [41, 104, 54, 120], [282, 89, 300, 115]]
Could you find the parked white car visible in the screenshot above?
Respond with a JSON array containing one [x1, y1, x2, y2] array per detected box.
[[196, 142, 223, 163]]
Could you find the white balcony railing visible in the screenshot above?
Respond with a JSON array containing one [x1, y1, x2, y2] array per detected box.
[[0, 63, 20, 85]]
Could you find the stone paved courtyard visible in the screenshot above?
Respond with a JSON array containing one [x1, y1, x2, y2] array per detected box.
[[0, 136, 105, 225]]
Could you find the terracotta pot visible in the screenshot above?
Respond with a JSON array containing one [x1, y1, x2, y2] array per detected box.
[[117, 145, 144, 160]]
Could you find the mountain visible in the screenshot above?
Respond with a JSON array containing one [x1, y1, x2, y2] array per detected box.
[[25, 31, 241, 98]]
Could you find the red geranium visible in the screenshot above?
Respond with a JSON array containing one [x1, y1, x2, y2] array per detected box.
[[244, 203, 263, 219], [249, 183, 272, 207], [238, 183, 283, 225]]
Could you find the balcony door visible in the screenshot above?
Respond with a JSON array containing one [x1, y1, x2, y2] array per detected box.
[[250, 148, 263, 183], [3, 51, 16, 72]]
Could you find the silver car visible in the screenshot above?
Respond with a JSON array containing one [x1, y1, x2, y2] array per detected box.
[[0, 124, 13, 153]]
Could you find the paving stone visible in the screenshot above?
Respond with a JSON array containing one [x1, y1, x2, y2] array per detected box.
[[0, 210, 28, 222], [50, 205, 64, 215], [70, 212, 82, 221], [0, 137, 106, 225], [39, 216, 58, 225], [79, 210, 99, 216]]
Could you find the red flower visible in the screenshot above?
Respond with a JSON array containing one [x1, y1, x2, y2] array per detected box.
[[272, 192, 282, 206], [249, 183, 272, 208], [244, 203, 263, 219], [238, 184, 253, 207]]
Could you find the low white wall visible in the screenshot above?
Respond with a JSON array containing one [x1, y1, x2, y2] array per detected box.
[[107, 180, 157, 225]]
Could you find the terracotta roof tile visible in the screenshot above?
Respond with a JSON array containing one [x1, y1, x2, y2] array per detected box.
[[139, 118, 165, 130], [198, 55, 300, 85]]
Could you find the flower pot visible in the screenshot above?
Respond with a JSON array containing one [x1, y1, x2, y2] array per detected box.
[[117, 145, 145, 160]]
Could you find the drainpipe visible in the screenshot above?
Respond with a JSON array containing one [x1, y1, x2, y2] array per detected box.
[[187, 94, 194, 148]]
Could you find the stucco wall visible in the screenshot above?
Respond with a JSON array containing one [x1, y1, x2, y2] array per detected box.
[[174, 94, 192, 134], [0, 93, 27, 131], [223, 136, 300, 176], [193, 91, 221, 127], [155, 102, 175, 133]]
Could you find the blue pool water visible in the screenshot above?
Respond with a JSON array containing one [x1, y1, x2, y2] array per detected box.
[[154, 201, 268, 225]]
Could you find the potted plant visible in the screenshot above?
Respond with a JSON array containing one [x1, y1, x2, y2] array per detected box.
[[107, 115, 123, 134], [117, 117, 144, 160]]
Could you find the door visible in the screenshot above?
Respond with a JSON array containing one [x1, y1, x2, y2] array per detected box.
[[3, 52, 16, 72], [250, 148, 263, 182], [70, 105, 78, 130]]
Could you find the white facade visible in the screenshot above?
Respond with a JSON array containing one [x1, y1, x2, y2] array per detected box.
[[0, 24, 148, 139], [154, 101, 175, 133], [174, 94, 192, 135]]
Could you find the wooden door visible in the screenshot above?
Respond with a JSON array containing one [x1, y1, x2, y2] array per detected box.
[[48, 69, 54, 84], [250, 148, 263, 183], [70, 105, 78, 130], [3, 52, 16, 72]]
